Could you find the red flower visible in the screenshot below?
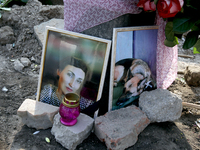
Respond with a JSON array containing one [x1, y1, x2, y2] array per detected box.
[[157, 0, 184, 18], [137, 0, 156, 11]]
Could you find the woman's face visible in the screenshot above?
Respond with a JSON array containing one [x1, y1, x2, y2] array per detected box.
[[60, 65, 85, 94]]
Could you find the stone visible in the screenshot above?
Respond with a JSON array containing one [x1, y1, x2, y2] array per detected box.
[[39, 5, 64, 19], [139, 89, 182, 123], [0, 26, 15, 45], [184, 65, 200, 86], [31, 56, 36, 62], [14, 59, 24, 71], [20, 57, 31, 67], [31, 63, 40, 71], [94, 105, 150, 150], [6, 44, 13, 51], [17, 99, 59, 129], [34, 18, 64, 46], [51, 113, 94, 150]]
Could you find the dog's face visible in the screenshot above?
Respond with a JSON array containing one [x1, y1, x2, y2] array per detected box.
[[115, 59, 152, 107], [116, 74, 147, 106], [124, 74, 145, 96]]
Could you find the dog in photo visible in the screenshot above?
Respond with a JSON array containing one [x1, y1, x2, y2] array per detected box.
[[114, 58, 155, 106]]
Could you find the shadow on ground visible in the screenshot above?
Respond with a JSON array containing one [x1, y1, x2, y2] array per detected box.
[[10, 121, 192, 150]]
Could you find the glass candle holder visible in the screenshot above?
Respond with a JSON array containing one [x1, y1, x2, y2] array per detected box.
[[59, 93, 80, 126]]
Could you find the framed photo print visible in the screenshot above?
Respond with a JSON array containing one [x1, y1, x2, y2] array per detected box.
[[109, 26, 158, 111], [36, 27, 111, 114]]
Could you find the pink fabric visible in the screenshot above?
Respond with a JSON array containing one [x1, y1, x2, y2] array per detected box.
[[156, 14, 177, 89], [63, 0, 142, 32], [63, 0, 177, 89]]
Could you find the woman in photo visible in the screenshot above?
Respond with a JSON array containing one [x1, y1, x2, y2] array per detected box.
[[39, 57, 88, 107]]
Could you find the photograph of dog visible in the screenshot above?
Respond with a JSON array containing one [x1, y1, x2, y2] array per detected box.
[[109, 26, 158, 111], [112, 58, 156, 110]]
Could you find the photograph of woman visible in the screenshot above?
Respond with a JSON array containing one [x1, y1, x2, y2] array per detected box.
[[39, 57, 88, 107], [37, 27, 111, 117]]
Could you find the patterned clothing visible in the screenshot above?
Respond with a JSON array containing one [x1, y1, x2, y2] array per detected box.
[[79, 85, 97, 111], [80, 97, 95, 110], [40, 84, 64, 107], [40, 84, 97, 112]]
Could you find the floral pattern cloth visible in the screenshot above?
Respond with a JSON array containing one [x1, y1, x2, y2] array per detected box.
[[63, 0, 177, 89]]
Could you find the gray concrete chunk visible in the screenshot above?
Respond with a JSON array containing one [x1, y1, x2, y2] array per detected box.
[[34, 18, 64, 46], [17, 99, 59, 129], [51, 113, 94, 150], [139, 89, 182, 123]]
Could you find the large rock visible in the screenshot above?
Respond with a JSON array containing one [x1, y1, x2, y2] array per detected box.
[[0, 26, 15, 44], [14, 59, 24, 71], [139, 89, 182, 123], [184, 65, 200, 86], [34, 18, 64, 46], [17, 99, 59, 129], [94, 105, 150, 150], [51, 113, 94, 150]]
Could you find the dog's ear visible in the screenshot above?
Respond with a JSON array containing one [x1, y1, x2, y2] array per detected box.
[[125, 69, 133, 82]]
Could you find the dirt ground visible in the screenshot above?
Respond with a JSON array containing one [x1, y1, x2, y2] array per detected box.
[[0, 0, 200, 150]]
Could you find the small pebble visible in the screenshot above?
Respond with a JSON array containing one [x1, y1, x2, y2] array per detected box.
[[2, 87, 8, 92], [33, 131, 40, 135]]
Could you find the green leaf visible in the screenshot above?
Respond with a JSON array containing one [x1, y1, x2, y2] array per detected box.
[[165, 22, 175, 41], [173, 17, 196, 33], [191, 25, 200, 31], [186, 0, 200, 10], [193, 47, 200, 54], [164, 37, 179, 47], [154, 0, 158, 5], [183, 31, 199, 49], [174, 36, 179, 44], [174, 33, 183, 39], [193, 39, 200, 54]]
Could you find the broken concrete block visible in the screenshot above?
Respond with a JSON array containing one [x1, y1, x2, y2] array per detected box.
[[51, 113, 94, 150], [17, 99, 59, 129], [34, 18, 64, 46], [139, 89, 182, 123], [94, 105, 150, 150], [184, 65, 200, 86]]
